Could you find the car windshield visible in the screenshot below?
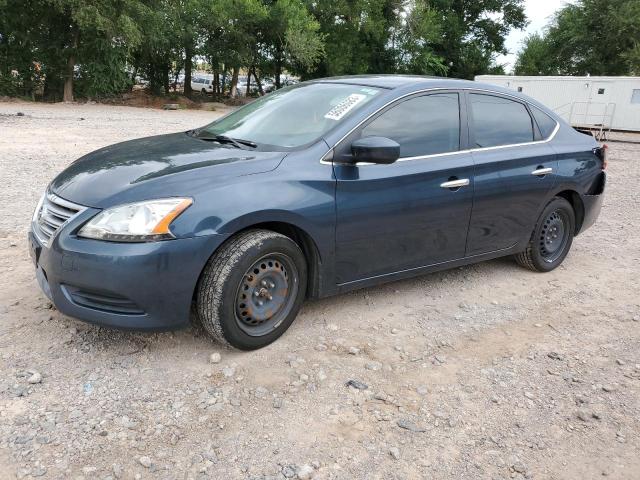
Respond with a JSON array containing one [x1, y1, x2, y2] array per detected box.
[[198, 83, 383, 149]]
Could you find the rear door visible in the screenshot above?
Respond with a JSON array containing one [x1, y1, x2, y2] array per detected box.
[[334, 91, 474, 284], [465, 92, 558, 255]]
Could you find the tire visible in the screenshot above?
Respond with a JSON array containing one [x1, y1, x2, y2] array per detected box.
[[195, 229, 307, 350], [515, 197, 575, 272], [201, 88, 207, 95]]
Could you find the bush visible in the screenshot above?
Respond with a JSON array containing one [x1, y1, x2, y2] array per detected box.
[[0, 73, 21, 96], [74, 42, 134, 99]]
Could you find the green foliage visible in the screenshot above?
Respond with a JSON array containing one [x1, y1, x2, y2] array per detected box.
[[277, 0, 325, 71], [0, 73, 21, 96], [306, 0, 525, 79], [515, 0, 640, 76], [1, 0, 144, 99], [393, 0, 447, 75], [75, 40, 133, 98], [1, 0, 528, 99], [429, 0, 526, 79], [514, 33, 556, 75]]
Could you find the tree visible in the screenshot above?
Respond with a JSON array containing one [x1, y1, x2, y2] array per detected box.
[[2, 0, 533, 100], [131, 0, 184, 95], [391, 0, 447, 75], [430, 0, 526, 79], [42, 0, 143, 101], [0, 0, 47, 96], [306, 0, 525, 79], [306, 0, 401, 77], [264, 0, 325, 87], [514, 0, 640, 76], [514, 33, 556, 75], [200, 0, 267, 96]]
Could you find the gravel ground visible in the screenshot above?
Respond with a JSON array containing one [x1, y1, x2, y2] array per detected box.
[[0, 101, 639, 480]]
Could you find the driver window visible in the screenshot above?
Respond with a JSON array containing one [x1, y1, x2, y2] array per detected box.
[[361, 93, 460, 158]]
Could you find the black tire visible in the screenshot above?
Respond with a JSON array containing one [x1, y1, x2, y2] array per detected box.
[[515, 197, 575, 272], [195, 229, 307, 350], [201, 88, 207, 95]]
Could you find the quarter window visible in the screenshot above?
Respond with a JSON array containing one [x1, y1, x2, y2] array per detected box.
[[361, 93, 460, 157], [531, 105, 558, 139], [631, 89, 640, 104], [469, 93, 534, 148]]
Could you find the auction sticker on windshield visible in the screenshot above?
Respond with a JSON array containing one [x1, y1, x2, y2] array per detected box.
[[324, 94, 367, 121]]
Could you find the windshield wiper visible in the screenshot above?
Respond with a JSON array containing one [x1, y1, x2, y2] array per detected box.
[[196, 134, 257, 149]]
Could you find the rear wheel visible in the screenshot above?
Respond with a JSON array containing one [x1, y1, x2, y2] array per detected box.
[[195, 230, 307, 350], [515, 197, 575, 272]]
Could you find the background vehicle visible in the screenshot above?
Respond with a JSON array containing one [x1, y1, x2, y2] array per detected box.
[[191, 74, 214, 94], [29, 76, 606, 350], [261, 78, 275, 93]]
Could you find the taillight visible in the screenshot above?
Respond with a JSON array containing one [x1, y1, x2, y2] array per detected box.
[[593, 144, 608, 170]]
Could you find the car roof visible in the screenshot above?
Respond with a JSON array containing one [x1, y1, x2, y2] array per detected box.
[[309, 75, 553, 113], [312, 75, 478, 90]]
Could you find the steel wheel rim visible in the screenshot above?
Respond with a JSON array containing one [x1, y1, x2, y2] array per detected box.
[[234, 253, 298, 336], [539, 209, 569, 263]]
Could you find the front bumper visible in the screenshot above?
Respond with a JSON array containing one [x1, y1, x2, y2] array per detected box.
[[29, 214, 229, 331]]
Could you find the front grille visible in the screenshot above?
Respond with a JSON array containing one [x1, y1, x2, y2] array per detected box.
[[62, 285, 145, 315], [34, 193, 84, 246]]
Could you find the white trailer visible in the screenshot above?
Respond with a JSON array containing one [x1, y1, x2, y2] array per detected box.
[[475, 75, 640, 133]]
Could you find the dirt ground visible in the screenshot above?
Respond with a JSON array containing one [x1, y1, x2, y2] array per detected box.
[[0, 101, 639, 480]]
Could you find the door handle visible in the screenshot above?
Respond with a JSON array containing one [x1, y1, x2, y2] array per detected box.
[[531, 167, 553, 176], [440, 178, 470, 189]]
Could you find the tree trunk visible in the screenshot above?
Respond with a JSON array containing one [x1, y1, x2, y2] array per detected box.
[[245, 68, 252, 97], [162, 63, 170, 94], [214, 72, 219, 94], [230, 66, 239, 97], [131, 65, 138, 87], [63, 53, 75, 102], [275, 50, 282, 89], [183, 44, 193, 96], [63, 30, 78, 102], [252, 66, 264, 96], [221, 66, 227, 95], [172, 71, 180, 92]]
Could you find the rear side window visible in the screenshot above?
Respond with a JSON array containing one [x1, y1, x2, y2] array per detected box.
[[469, 93, 534, 148], [361, 93, 460, 157], [531, 106, 558, 139]]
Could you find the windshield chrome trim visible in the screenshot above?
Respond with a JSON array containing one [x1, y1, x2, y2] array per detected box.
[[320, 86, 560, 166]]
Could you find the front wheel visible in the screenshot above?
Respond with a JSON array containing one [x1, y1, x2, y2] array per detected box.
[[515, 197, 575, 272], [195, 230, 307, 350]]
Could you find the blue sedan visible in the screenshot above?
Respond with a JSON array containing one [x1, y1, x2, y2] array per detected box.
[[29, 75, 606, 349]]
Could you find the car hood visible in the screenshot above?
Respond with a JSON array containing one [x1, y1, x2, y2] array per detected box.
[[49, 132, 286, 208]]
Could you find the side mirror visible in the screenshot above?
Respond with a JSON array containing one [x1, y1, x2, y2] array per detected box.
[[350, 136, 400, 165]]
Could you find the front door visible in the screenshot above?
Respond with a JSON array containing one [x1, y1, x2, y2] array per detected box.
[[333, 92, 474, 284], [465, 92, 558, 255], [588, 81, 614, 127]]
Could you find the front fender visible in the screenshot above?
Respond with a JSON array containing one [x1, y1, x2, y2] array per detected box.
[[169, 144, 338, 296]]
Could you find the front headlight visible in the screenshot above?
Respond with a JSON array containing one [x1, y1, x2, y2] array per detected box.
[[78, 198, 192, 242]]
